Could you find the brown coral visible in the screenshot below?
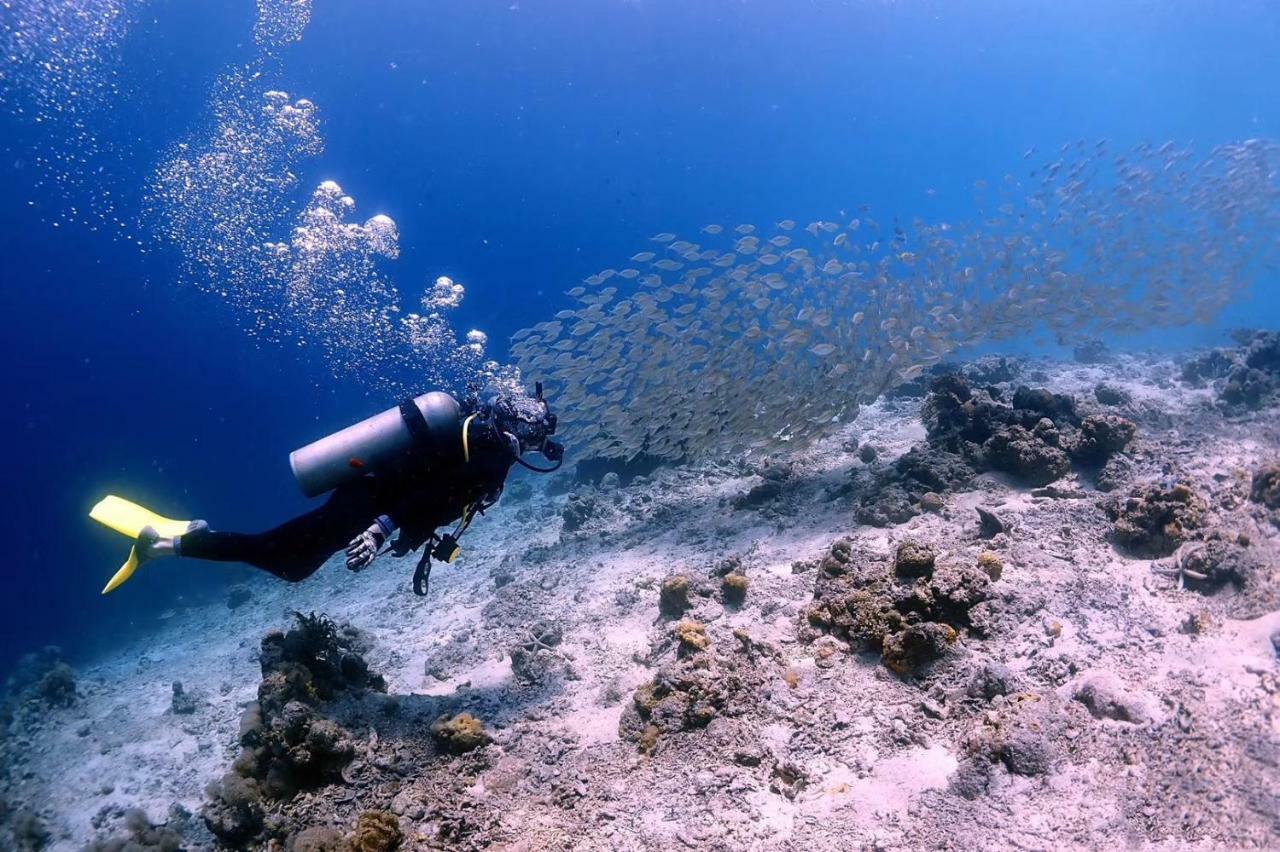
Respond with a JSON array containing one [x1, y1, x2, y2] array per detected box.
[[351, 810, 402, 852]]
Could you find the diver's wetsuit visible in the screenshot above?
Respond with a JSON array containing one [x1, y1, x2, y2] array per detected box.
[[177, 419, 514, 581]]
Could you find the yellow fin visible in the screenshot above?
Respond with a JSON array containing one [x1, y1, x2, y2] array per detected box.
[[101, 548, 140, 595], [89, 495, 190, 539]]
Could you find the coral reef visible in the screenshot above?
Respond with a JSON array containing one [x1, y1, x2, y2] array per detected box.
[[803, 539, 992, 675], [1106, 482, 1207, 556], [620, 623, 775, 752], [1182, 331, 1280, 409], [855, 373, 1140, 525], [201, 613, 383, 846]]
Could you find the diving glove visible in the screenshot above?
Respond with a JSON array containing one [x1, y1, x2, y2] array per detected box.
[[345, 516, 396, 572]]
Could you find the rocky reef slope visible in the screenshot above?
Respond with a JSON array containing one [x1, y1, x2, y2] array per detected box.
[[2, 339, 1279, 850]]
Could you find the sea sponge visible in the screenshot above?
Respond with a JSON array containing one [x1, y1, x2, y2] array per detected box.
[[430, 713, 490, 754], [977, 551, 1004, 581], [658, 574, 692, 618], [674, 619, 710, 655], [351, 810, 402, 852], [721, 573, 749, 605]]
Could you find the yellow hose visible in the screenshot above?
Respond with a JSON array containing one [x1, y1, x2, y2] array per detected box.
[[462, 414, 477, 463]]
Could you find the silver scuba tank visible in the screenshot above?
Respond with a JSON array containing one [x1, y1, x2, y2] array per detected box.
[[289, 391, 463, 498]]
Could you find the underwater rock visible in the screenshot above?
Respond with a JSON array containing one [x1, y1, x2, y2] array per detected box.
[[854, 479, 920, 528], [804, 539, 992, 675], [1072, 338, 1111, 364], [732, 478, 785, 509], [858, 443, 878, 463], [893, 541, 937, 578], [1181, 349, 1236, 384], [976, 506, 1008, 538], [1243, 329, 1280, 372], [881, 622, 957, 675], [84, 808, 184, 852], [36, 662, 77, 708], [1069, 414, 1137, 465], [292, 826, 349, 852], [1095, 453, 1134, 493], [961, 355, 1020, 385], [1250, 463, 1280, 509], [1178, 541, 1262, 594], [351, 810, 402, 852], [431, 713, 490, 754], [170, 681, 197, 715], [964, 694, 1063, 779], [1106, 482, 1207, 557], [1069, 672, 1157, 724], [202, 773, 264, 846], [1221, 364, 1277, 408], [983, 421, 1071, 486], [200, 614, 385, 843], [966, 661, 1017, 701], [257, 612, 385, 713], [226, 586, 253, 610], [658, 574, 692, 618], [620, 627, 771, 751], [560, 491, 598, 533], [1012, 386, 1079, 426], [1094, 383, 1131, 406]]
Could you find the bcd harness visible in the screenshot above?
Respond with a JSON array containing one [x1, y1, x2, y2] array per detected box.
[[411, 495, 496, 597], [398, 393, 557, 596]]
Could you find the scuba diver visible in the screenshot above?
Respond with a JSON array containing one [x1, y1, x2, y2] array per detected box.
[[89, 384, 563, 597]]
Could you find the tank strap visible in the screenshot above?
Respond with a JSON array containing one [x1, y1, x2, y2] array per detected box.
[[399, 399, 433, 447]]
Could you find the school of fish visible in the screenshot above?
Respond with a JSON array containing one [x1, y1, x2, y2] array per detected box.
[[513, 138, 1280, 461]]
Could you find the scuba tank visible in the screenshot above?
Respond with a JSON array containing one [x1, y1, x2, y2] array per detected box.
[[289, 391, 463, 498]]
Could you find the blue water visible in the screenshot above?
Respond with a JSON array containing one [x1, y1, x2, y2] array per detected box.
[[1, 0, 1277, 674]]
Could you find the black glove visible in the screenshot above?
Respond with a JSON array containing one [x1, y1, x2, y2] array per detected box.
[[345, 522, 386, 572]]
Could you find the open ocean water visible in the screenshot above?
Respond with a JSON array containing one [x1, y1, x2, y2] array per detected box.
[[0, 3, 1278, 847]]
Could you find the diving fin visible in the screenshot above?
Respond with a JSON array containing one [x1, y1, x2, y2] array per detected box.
[[90, 495, 191, 539], [90, 497, 190, 595], [101, 548, 141, 596]]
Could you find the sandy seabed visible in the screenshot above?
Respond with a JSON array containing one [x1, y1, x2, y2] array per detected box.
[[2, 344, 1278, 851]]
